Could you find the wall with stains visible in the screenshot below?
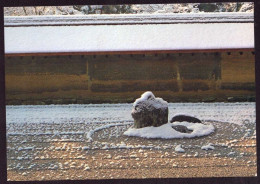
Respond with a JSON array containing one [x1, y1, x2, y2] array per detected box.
[[5, 51, 255, 104]]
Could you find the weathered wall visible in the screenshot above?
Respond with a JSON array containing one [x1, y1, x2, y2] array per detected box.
[[5, 51, 255, 105]]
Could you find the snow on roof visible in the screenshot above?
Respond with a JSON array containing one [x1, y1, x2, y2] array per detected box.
[[4, 13, 253, 26], [4, 13, 254, 54]]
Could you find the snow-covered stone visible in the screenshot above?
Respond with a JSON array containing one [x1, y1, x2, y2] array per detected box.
[[201, 143, 215, 150], [132, 91, 168, 128], [175, 145, 185, 153]]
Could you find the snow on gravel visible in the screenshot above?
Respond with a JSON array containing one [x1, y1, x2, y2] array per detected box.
[[6, 102, 255, 126], [6, 104, 133, 125], [6, 102, 255, 143], [87, 122, 133, 141], [123, 122, 214, 139]]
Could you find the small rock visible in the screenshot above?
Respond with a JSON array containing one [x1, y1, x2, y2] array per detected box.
[[175, 144, 185, 153], [130, 154, 137, 158], [114, 155, 122, 160], [201, 143, 215, 150], [170, 114, 202, 123], [138, 149, 144, 153], [227, 151, 235, 156], [84, 166, 90, 171], [172, 164, 177, 167], [194, 152, 199, 157], [172, 125, 193, 133]]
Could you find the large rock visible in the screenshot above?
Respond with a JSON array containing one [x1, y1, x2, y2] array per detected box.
[[170, 114, 202, 123], [131, 91, 168, 128]]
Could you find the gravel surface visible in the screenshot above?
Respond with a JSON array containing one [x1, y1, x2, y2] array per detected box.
[[6, 103, 256, 180]]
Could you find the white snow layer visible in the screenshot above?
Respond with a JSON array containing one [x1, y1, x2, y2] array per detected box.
[[133, 91, 155, 106], [133, 91, 168, 108], [123, 122, 215, 139], [5, 23, 254, 54], [6, 102, 255, 125]]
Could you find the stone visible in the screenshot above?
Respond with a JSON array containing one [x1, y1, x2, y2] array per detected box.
[[170, 115, 202, 123], [172, 125, 192, 133], [131, 91, 168, 128]]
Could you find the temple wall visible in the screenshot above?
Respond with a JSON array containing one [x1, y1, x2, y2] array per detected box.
[[5, 51, 255, 105]]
